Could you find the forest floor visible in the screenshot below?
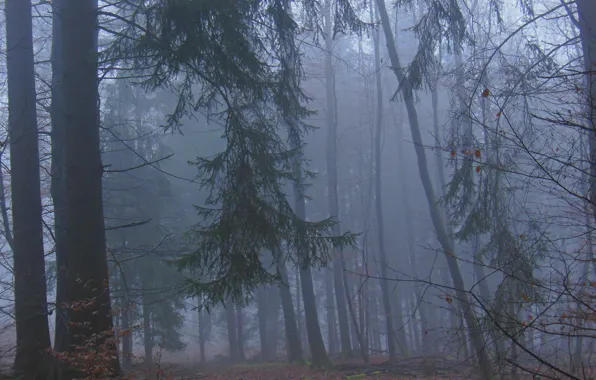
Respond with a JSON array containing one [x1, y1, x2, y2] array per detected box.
[[135, 355, 596, 379], [134, 356, 485, 380]]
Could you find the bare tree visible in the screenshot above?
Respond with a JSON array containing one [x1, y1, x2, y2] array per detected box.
[[373, 0, 494, 376]]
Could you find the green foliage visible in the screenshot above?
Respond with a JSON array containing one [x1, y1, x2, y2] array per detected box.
[[102, 0, 362, 307], [392, 0, 468, 96]]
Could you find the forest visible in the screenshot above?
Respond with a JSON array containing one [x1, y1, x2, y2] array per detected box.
[[0, 0, 594, 379]]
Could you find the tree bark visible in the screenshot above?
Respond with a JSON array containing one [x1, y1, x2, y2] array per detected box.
[[58, 0, 120, 374], [292, 150, 333, 368], [325, 267, 337, 355], [577, 0, 596, 224], [225, 299, 238, 361], [323, 0, 352, 358], [121, 296, 133, 368], [5, 0, 53, 376], [198, 300, 210, 365], [142, 284, 153, 366], [266, 285, 280, 357], [374, 0, 494, 376], [276, 257, 304, 363], [573, 2, 596, 370], [50, 0, 69, 355], [237, 306, 246, 361], [257, 286, 270, 360], [370, 0, 397, 360]]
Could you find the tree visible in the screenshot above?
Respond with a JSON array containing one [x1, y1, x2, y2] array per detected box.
[[5, 0, 53, 376], [323, 0, 352, 358], [276, 252, 304, 364], [103, 0, 361, 307], [369, 0, 398, 360], [225, 299, 239, 361], [373, 0, 494, 376], [50, 0, 69, 354], [57, 0, 120, 375], [577, 1, 596, 223]]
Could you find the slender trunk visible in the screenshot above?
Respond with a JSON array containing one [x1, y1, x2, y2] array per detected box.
[[50, 0, 68, 354], [290, 137, 332, 368], [198, 304, 209, 365], [395, 106, 430, 353], [121, 298, 132, 368], [374, 0, 494, 376], [257, 286, 269, 360], [576, 1, 596, 224], [370, 0, 397, 360], [237, 306, 245, 361], [267, 285, 280, 358], [277, 258, 304, 363], [142, 270, 153, 367], [6, 0, 53, 376], [573, 4, 596, 371], [120, 242, 133, 369], [323, 0, 352, 357], [225, 299, 238, 361], [325, 269, 337, 355]]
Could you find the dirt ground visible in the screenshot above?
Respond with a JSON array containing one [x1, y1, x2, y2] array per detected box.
[[127, 356, 483, 380], [126, 355, 596, 380]]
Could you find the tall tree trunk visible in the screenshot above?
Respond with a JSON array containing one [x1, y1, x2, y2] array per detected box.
[[370, 0, 397, 360], [374, 0, 494, 377], [325, 270, 337, 355], [257, 286, 270, 360], [198, 302, 209, 365], [121, 297, 133, 368], [266, 285, 280, 358], [225, 299, 238, 361], [291, 144, 333, 368], [142, 282, 153, 366], [237, 306, 246, 361], [395, 104, 430, 353], [5, 0, 53, 376], [277, 257, 304, 363], [576, 1, 596, 224], [573, 3, 596, 371], [120, 241, 133, 369], [59, 0, 120, 375], [50, 0, 69, 355], [323, 0, 352, 358]]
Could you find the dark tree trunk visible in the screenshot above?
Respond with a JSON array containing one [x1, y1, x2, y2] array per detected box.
[[277, 259, 304, 363], [237, 306, 245, 361], [369, 0, 397, 360], [225, 299, 238, 361], [374, 0, 494, 376], [323, 0, 352, 358], [266, 285, 280, 358], [257, 286, 269, 360], [577, 0, 596, 223], [198, 300, 210, 365], [50, 0, 68, 354], [142, 291, 153, 366], [121, 299, 132, 368], [325, 269, 337, 355], [289, 144, 332, 367], [59, 0, 120, 375], [5, 0, 53, 376]]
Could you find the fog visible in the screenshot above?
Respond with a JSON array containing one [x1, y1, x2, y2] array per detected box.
[[0, 0, 594, 379]]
